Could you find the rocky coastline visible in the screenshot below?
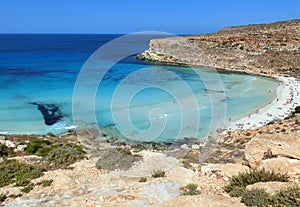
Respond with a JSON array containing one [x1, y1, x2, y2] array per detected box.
[[137, 19, 300, 78]]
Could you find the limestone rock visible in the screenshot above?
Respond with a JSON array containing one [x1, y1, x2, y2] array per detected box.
[[246, 181, 292, 195], [0, 186, 22, 198], [259, 157, 300, 176], [138, 19, 300, 78], [139, 180, 180, 206], [2, 140, 16, 148], [201, 163, 249, 178], [161, 194, 245, 207], [15, 144, 27, 152], [245, 135, 300, 168]]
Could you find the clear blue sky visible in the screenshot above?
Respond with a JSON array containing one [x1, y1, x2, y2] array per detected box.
[[0, 0, 299, 34]]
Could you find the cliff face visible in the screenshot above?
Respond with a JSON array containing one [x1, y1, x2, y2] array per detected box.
[[138, 19, 300, 77]]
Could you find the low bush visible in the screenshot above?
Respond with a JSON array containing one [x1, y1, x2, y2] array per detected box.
[[0, 194, 6, 202], [272, 187, 300, 206], [40, 147, 84, 170], [181, 160, 194, 170], [241, 187, 300, 206], [0, 144, 9, 157], [0, 159, 43, 187], [241, 189, 272, 206], [181, 183, 201, 196], [138, 177, 147, 182], [20, 183, 34, 193], [224, 168, 289, 197], [182, 154, 197, 162], [95, 148, 136, 171], [40, 179, 53, 187]]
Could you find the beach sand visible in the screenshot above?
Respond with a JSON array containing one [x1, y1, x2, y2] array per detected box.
[[227, 76, 300, 130]]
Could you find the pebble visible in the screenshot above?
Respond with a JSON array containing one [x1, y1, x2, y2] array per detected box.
[[15, 144, 27, 151], [180, 144, 189, 150], [5, 140, 16, 148], [191, 144, 200, 150]]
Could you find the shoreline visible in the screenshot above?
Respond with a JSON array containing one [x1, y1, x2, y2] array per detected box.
[[227, 76, 300, 130], [0, 73, 299, 142]]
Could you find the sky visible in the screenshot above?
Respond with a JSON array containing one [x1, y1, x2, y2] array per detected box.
[[0, 0, 299, 34]]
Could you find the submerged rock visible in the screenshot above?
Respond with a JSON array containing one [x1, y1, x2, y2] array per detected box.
[[30, 102, 63, 126]]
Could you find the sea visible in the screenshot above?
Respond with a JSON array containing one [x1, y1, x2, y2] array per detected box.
[[0, 34, 279, 143]]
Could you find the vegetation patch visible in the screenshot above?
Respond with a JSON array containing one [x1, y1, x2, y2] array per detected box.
[[25, 139, 85, 158], [181, 183, 201, 196], [95, 148, 138, 171], [138, 177, 147, 182], [181, 160, 194, 170], [40, 179, 53, 187], [20, 183, 34, 193], [0, 159, 43, 188], [0, 194, 6, 203], [40, 147, 85, 170], [241, 187, 300, 206], [224, 168, 289, 197]]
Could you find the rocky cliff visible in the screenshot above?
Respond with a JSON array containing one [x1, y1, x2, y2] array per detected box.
[[138, 19, 300, 77]]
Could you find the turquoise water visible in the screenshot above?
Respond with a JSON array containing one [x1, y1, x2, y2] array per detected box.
[[0, 34, 279, 142]]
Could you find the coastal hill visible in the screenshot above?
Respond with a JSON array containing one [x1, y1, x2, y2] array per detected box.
[[138, 19, 300, 77]]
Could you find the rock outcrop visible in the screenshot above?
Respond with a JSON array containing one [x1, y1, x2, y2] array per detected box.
[[138, 19, 300, 77]]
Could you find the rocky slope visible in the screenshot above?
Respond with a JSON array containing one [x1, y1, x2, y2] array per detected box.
[[1, 112, 300, 206], [138, 19, 300, 77]]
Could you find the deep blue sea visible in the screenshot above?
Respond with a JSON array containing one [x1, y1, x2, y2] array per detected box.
[[0, 34, 279, 142]]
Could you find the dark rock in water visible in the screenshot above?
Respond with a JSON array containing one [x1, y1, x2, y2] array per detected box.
[[30, 102, 63, 126]]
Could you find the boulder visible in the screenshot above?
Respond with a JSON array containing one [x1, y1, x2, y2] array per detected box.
[[245, 135, 300, 168], [259, 157, 300, 176], [201, 163, 249, 178], [246, 181, 292, 195]]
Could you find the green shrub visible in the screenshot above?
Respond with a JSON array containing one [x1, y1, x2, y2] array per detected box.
[[182, 160, 194, 170], [95, 148, 136, 171], [41, 147, 84, 170], [0, 159, 43, 187], [20, 183, 34, 193], [241, 189, 272, 206], [295, 106, 300, 113], [182, 154, 197, 162], [241, 187, 300, 206], [272, 187, 300, 206], [0, 194, 6, 202], [0, 144, 9, 157], [267, 121, 275, 125], [26, 139, 58, 157], [151, 169, 166, 178], [181, 183, 201, 196], [224, 168, 289, 197], [138, 177, 147, 182], [40, 179, 53, 187]]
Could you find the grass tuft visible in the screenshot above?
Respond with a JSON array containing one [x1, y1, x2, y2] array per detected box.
[[224, 168, 289, 197], [151, 169, 166, 178], [40, 179, 53, 187], [181, 183, 201, 196]]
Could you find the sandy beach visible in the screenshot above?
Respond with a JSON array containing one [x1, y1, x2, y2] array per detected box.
[[227, 76, 300, 130]]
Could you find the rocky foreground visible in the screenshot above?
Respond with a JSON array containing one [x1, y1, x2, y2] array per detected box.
[[138, 19, 300, 78], [0, 110, 300, 206]]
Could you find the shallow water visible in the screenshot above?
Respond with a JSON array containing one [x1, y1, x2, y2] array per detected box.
[[0, 34, 279, 142]]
